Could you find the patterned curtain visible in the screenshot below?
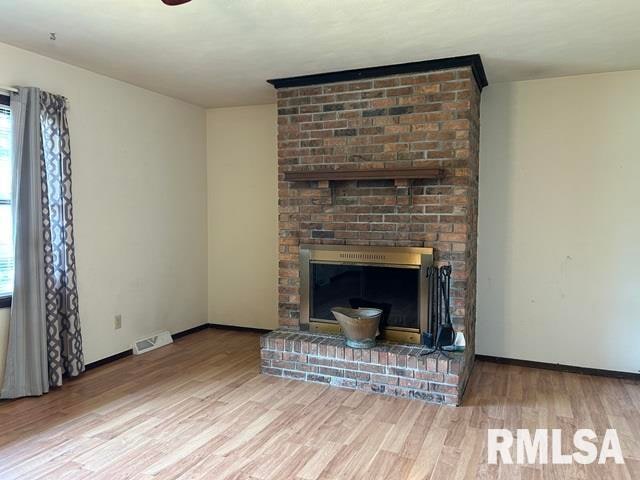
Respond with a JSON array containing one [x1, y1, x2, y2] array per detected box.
[[39, 92, 84, 386]]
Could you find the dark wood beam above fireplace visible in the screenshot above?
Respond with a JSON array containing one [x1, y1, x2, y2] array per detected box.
[[283, 167, 444, 182], [267, 54, 488, 91]]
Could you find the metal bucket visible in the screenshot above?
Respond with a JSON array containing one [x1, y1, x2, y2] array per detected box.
[[331, 307, 382, 349]]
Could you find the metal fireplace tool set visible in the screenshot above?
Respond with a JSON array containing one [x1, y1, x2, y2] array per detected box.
[[421, 265, 457, 357]]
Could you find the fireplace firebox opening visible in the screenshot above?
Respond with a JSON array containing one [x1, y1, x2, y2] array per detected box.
[[300, 245, 433, 344]]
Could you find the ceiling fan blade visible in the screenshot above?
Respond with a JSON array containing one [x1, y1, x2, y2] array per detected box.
[[161, 0, 191, 5]]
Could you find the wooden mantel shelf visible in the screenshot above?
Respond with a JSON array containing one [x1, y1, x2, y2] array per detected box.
[[283, 167, 444, 182]]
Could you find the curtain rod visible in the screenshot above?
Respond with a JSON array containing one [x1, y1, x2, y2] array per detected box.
[[0, 86, 18, 94]]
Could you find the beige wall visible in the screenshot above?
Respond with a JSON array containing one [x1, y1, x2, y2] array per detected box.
[[478, 70, 640, 373], [0, 42, 208, 365], [206, 105, 278, 330]]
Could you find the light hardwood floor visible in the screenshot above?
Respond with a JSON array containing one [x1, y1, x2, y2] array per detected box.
[[0, 328, 638, 479]]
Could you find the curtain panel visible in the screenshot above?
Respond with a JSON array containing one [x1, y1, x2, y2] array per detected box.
[[0, 87, 83, 399], [40, 91, 83, 386]]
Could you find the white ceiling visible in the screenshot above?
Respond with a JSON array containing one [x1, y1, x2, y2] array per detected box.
[[0, 0, 639, 108]]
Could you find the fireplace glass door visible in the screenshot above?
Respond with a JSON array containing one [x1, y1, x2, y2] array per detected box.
[[310, 263, 420, 331]]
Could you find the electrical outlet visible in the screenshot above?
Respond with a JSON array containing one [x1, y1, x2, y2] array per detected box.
[[114, 314, 122, 330]]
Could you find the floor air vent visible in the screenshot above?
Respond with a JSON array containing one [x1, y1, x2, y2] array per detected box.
[[133, 331, 173, 355]]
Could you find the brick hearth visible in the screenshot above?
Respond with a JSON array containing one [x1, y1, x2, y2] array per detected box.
[[260, 330, 466, 406]]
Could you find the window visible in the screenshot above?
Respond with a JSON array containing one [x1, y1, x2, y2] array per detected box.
[[0, 97, 13, 306]]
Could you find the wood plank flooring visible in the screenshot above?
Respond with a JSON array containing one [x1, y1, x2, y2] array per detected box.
[[0, 328, 638, 479]]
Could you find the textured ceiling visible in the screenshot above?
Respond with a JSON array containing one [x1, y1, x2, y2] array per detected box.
[[0, 0, 639, 107]]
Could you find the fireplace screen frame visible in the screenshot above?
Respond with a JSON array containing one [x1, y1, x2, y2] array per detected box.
[[299, 245, 433, 344]]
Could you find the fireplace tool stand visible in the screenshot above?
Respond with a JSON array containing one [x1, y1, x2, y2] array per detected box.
[[421, 265, 455, 358]]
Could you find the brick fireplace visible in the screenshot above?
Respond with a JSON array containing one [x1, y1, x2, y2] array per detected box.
[[262, 55, 486, 405]]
